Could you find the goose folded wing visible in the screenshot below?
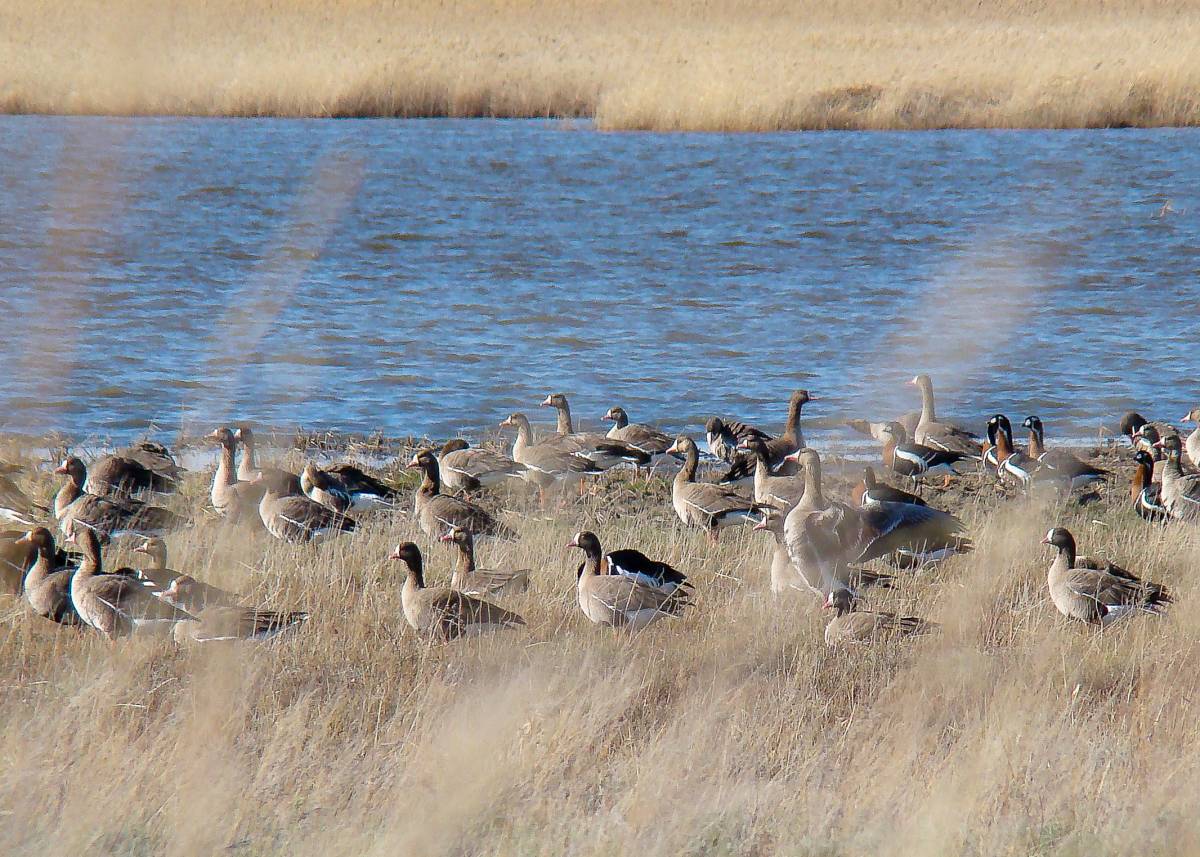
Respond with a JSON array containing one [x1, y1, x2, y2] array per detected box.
[[605, 549, 690, 589], [853, 502, 965, 562], [587, 575, 684, 614], [90, 573, 195, 622], [682, 484, 758, 518]]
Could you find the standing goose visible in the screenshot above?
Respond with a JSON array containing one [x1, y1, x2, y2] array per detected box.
[[1041, 527, 1171, 625], [736, 389, 814, 470], [173, 607, 309, 645], [1022, 416, 1109, 491], [1153, 435, 1200, 523], [54, 457, 187, 541], [408, 450, 516, 540], [754, 509, 893, 597], [84, 452, 177, 497], [257, 470, 356, 543], [664, 436, 764, 543], [823, 590, 937, 646], [879, 422, 968, 487], [601, 407, 673, 455], [69, 528, 195, 638], [781, 504, 879, 600], [705, 416, 770, 464], [17, 528, 81, 625], [567, 531, 690, 630], [1182, 407, 1200, 469], [0, 471, 47, 526], [540, 393, 652, 470], [131, 537, 241, 614], [909, 374, 981, 456], [437, 439, 526, 493], [989, 416, 1039, 486], [1131, 450, 1167, 522], [302, 462, 399, 511], [235, 427, 303, 495], [209, 427, 266, 522], [438, 526, 531, 597], [499, 413, 601, 499], [390, 542, 525, 640], [743, 436, 805, 510]]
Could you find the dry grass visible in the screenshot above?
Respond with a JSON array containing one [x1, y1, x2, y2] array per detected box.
[[3, 438, 1200, 855], [2, 1, 1200, 129]]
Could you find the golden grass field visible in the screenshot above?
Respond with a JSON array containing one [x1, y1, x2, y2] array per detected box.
[[3, 1, 1200, 129], [3, 434, 1200, 855]]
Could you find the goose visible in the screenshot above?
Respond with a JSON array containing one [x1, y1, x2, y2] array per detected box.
[[172, 607, 309, 645], [208, 427, 266, 522], [879, 422, 968, 486], [852, 466, 926, 508], [1132, 423, 1163, 460], [989, 416, 1039, 486], [664, 436, 764, 542], [980, 414, 1005, 470], [1022, 416, 1108, 491], [780, 504, 892, 600], [438, 526, 531, 597], [84, 452, 177, 497], [1153, 435, 1200, 523], [390, 542, 525, 640], [568, 530, 692, 596], [121, 440, 184, 482], [735, 389, 814, 470], [257, 470, 356, 543], [54, 457, 187, 542], [301, 462, 399, 511], [68, 528, 195, 639], [705, 415, 770, 464], [540, 393, 652, 470], [235, 427, 303, 495], [753, 508, 893, 597], [601, 406, 673, 455], [1182, 407, 1200, 469], [408, 450, 516, 540], [131, 537, 241, 614], [1041, 527, 1171, 625], [567, 531, 690, 630], [1131, 451, 1167, 522], [823, 590, 937, 646], [16, 528, 81, 625], [437, 438, 526, 493], [499, 413, 601, 499], [1, 527, 80, 595], [0, 471, 47, 526], [845, 412, 921, 443], [909, 374, 981, 456], [743, 436, 805, 510], [844, 500, 971, 565]]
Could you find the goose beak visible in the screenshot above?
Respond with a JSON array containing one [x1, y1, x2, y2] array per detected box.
[[437, 532, 453, 543], [499, 417, 513, 428], [406, 453, 421, 468], [782, 450, 802, 463], [539, 395, 553, 407], [388, 547, 402, 560], [14, 532, 31, 544], [53, 463, 67, 475], [1153, 440, 1166, 449], [664, 440, 681, 455], [1039, 535, 1051, 545], [565, 536, 579, 548], [752, 520, 768, 531]]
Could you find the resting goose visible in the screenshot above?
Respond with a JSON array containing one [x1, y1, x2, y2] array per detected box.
[[257, 470, 356, 543], [852, 466, 926, 508], [500, 413, 601, 498], [209, 427, 266, 522], [408, 450, 515, 541], [570, 530, 692, 596], [124, 440, 184, 480], [823, 590, 937, 646], [390, 542, 525, 640], [54, 457, 187, 542], [438, 439, 526, 493], [1041, 527, 1171, 625], [1153, 435, 1200, 523], [438, 526, 531, 598], [17, 528, 81, 625], [754, 508, 892, 597], [664, 436, 764, 542], [601, 406, 673, 455], [846, 500, 971, 564], [879, 422, 968, 486], [302, 462, 399, 511], [69, 528, 195, 639], [909, 374, 981, 456], [85, 452, 177, 497], [0, 472, 46, 526], [1022, 416, 1109, 491], [173, 607, 308, 645], [132, 537, 241, 614], [235, 427, 303, 495], [540, 393, 652, 470], [568, 531, 690, 630], [743, 436, 805, 510], [1182, 407, 1200, 469], [845, 412, 921, 443], [1131, 451, 1167, 522]]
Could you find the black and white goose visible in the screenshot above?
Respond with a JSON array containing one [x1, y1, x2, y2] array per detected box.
[[989, 415, 1039, 486], [302, 462, 399, 511], [879, 422, 968, 486], [571, 536, 693, 597], [1023, 416, 1108, 491], [1130, 450, 1167, 522]]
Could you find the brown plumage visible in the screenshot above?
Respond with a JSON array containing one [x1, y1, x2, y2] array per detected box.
[[601, 406, 673, 455], [540, 393, 652, 470], [54, 456, 187, 542], [500, 412, 601, 496], [132, 537, 241, 614], [438, 526, 531, 597], [0, 471, 46, 527], [743, 436, 804, 510], [390, 542, 525, 640], [408, 450, 515, 540], [664, 436, 764, 542], [208, 428, 266, 522], [173, 606, 308, 644], [1153, 434, 1200, 522], [257, 470, 356, 543], [1041, 527, 1171, 626], [17, 528, 81, 625], [909, 374, 981, 456], [85, 452, 177, 496], [823, 590, 936, 646], [437, 438, 526, 493], [568, 531, 690, 630], [748, 389, 814, 468]]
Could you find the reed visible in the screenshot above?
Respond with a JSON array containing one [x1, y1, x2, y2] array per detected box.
[[3, 1, 1200, 130], [2, 438, 1199, 855]]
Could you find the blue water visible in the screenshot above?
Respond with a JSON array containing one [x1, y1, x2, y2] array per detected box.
[[1, 117, 1196, 447]]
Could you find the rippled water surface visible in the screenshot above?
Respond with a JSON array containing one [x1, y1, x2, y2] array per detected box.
[[1, 117, 1196, 447]]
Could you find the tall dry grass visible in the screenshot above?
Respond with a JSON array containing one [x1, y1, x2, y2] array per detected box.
[[3, 440, 1200, 855], [2, 0, 1200, 129]]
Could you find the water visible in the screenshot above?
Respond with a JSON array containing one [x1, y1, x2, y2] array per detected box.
[[1, 117, 1196, 451]]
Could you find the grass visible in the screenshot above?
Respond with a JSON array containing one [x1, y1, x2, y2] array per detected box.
[[2, 1, 1200, 129], [2, 434, 1200, 855]]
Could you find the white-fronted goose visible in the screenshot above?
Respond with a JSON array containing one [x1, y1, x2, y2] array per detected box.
[[408, 450, 515, 541], [847, 500, 971, 564], [754, 508, 893, 597], [257, 470, 356, 543], [209, 427, 266, 522], [1182, 407, 1200, 468], [909, 374, 981, 456], [1022, 416, 1109, 491], [846, 412, 921, 443], [500, 413, 600, 497], [85, 452, 178, 496], [390, 542, 525, 640], [736, 389, 814, 469], [438, 526, 531, 597], [823, 590, 937, 646], [438, 438, 526, 493], [69, 528, 195, 638], [664, 436, 763, 542], [1041, 527, 1171, 625], [540, 393, 652, 470], [302, 462, 399, 511], [1131, 451, 1167, 522], [0, 471, 46, 527], [879, 422, 969, 486], [235, 427, 303, 495], [780, 504, 886, 600], [1, 527, 80, 595], [301, 463, 352, 514], [743, 436, 804, 510], [17, 528, 81, 625], [1120, 412, 1172, 454], [567, 531, 690, 630], [54, 457, 187, 542], [851, 466, 926, 508], [601, 406, 673, 455], [173, 607, 308, 645], [132, 537, 241, 614], [123, 440, 184, 481], [779, 448, 829, 517], [705, 416, 770, 464], [1153, 435, 1200, 523]]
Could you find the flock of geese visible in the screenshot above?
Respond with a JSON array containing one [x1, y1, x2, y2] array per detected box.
[[2, 379, 1199, 646]]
